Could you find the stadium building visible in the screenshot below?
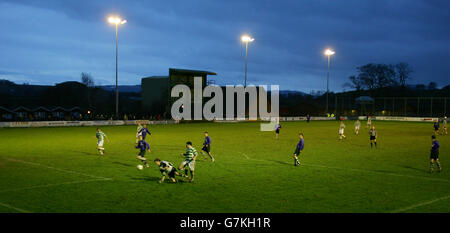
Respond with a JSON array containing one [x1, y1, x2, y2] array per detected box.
[[141, 68, 217, 117]]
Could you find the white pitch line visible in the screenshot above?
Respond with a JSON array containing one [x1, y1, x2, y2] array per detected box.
[[0, 178, 109, 194], [0, 201, 32, 213], [2, 157, 111, 180], [237, 152, 450, 184], [391, 194, 450, 213], [303, 163, 450, 184], [241, 152, 251, 160]]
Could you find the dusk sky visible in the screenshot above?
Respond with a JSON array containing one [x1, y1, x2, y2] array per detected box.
[[0, 0, 449, 92]]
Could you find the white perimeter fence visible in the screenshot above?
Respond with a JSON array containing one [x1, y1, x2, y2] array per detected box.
[[279, 116, 438, 122], [0, 120, 176, 128], [0, 116, 439, 128]]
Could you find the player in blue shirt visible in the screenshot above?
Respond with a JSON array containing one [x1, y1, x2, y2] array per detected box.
[[275, 123, 282, 139], [136, 135, 151, 168], [430, 135, 442, 173], [139, 125, 151, 140], [434, 120, 440, 135], [293, 133, 304, 166], [201, 132, 215, 162]]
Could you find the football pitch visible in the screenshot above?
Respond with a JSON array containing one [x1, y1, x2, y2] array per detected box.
[[0, 121, 449, 213]]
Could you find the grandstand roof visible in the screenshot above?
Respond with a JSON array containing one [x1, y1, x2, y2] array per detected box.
[[169, 68, 217, 76]]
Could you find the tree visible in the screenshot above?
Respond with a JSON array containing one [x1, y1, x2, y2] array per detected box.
[[357, 64, 377, 90], [428, 82, 437, 90], [81, 72, 95, 108], [356, 63, 397, 90], [395, 62, 413, 86], [343, 75, 363, 91], [376, 64, 396, 88], [415, 84, 426, 90], [81, 72, 94, 88]]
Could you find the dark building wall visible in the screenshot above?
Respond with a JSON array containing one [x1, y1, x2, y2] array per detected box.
[[141, 77, 169, 115], [141, 69, 216, 117]]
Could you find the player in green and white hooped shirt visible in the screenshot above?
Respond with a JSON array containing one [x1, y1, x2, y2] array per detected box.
[[136, 122, 143, 144], [178, 141, 198, 183], [154, 158, 188, 183], [96, 128, 109, 155]]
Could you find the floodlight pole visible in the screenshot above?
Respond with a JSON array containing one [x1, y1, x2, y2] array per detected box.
[[326, 54, 331, 115], [115, 23, 119, 118], [244, 41, 249, 88]]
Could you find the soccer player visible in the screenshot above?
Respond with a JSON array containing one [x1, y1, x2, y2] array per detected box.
[[140, 124, 152, 140], [275, 123, 282, 139], [201, 132, 215, 162], [443, 117, 448, 135], [366, 117, 372, 129], [434, 119, 440, 135], [293, 133, 304, 166], [154, 158, 187, 183], [429, 135, 442, 173], [136, 122, 143, 144], [355, 120, 361, 135], [369, 126, 377, 148], [339, 121, 346, 140], [136, 135, 151, 168], [178, 141, 198, 183], [96, 128, 109, 155]]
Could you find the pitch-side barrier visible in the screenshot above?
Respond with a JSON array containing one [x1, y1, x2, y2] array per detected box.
[[0, 120, 177, 128]]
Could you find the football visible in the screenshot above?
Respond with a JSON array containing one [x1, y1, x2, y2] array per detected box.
[[137, 164, 144, 170]]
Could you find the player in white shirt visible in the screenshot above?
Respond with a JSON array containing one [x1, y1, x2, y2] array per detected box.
[[339, 121, 346, 140], [136, 122, 143, 144], [366, 117, 372, 129], [355, 120, 361, 135], [442, 117, 447, 135]]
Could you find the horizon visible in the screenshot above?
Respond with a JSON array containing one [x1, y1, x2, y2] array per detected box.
[[3, 78, 447, 96]]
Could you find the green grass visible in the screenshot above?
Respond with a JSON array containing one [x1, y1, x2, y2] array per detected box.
[[0, 121, 449, 213]]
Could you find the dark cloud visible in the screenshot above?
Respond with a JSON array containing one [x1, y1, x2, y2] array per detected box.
[[0, 0, 449, 92]]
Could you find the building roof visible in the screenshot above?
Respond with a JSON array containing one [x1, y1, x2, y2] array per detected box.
[[12, 106, 32, 112], [0, 106, 13, 113], [169, 68, 217, 76], [32, 106, 52, 112], [142, 76, 169, 80]]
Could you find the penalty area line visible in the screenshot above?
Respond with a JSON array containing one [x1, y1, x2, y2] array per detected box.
[[2, 157, 112, 180], [390, 194, 450, 213], [0, 201, 32, 213]]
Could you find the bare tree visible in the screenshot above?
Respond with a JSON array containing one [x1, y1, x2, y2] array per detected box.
[[356, 63, 397, 90], [343, 75, 363, 91], [81, 72, 95, 109], [395, 62, 413, 87], [428, 82, 438, 90], [357, 64, 377, 90], [375, 64, 397, 88], [81, 72, 94, 88]]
